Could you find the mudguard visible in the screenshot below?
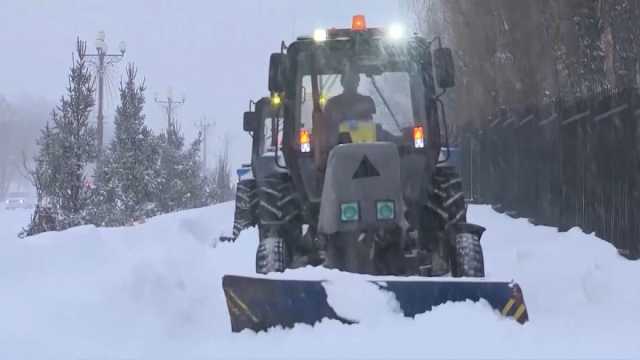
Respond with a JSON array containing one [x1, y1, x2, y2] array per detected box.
[[222, 275, 529, 333]]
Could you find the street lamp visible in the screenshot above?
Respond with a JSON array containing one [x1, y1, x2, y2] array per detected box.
[[83, 31, 126, 157], [96, 30, 106, 51]]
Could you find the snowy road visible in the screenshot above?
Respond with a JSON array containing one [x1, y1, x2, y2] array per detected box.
[[1, 204, 638, 359]]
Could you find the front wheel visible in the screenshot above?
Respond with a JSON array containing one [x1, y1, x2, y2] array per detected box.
[[255, 226, 289, 274], [452, 232, 484, 277]]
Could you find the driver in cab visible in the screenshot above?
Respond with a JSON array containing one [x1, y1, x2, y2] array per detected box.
[[324, 71, 377, 144]]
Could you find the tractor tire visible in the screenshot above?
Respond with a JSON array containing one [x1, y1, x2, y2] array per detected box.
[[232, 179, 258, 239], [423, 165, 470, 276], [256, 229, 289, 274], [428, 165, 467, 227], [452, 232, 485, 277], [257, 175, 301, 226], [255, 174, 302, 273]]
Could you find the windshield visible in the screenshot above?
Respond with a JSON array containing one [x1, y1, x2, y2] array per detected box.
[[259, 114, 282, 155], [296, 51, 427, 141], [256, 102, 283, 156]]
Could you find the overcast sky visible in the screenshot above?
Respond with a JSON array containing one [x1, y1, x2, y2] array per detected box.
[[0, 0, 405, 171]]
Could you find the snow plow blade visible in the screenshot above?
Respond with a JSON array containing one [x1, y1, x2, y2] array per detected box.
[[222, 275, 529, 333]]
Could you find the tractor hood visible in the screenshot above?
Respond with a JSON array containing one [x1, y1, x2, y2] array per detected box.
[[318, 142, 404, 234]]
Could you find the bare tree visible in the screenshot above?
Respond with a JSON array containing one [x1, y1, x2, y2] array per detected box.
[[409, 0, 635, 126]]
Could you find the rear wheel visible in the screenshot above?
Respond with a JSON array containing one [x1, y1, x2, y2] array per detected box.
[[429, 165, 467, 227], [424, 165, 485, 277], [452, 232, 485, 277]]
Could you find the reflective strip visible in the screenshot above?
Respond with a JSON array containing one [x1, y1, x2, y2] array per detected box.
[[514, 304, 527, 321], [227, 290, 259, 323], [501, 298, 515, 316]]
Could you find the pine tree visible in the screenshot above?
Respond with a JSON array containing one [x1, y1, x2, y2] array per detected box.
[[90, 65, 159, 225], [53, 52, 96, 227], [155, 121, 206, 213], [211, 139, 234, 203], [24, 47, 96, 234], [179, 134, 207, 209], [21, 121, 61, 236]]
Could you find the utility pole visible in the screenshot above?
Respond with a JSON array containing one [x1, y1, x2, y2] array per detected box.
[[155, 88, 186, 130], [80, 31, 126, 158], [198, 117, 213, 171]]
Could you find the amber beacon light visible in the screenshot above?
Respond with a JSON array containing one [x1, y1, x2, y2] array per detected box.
[[352, 15, 367, 31]]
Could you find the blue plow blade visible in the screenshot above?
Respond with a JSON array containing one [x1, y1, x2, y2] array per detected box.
[[222, 275, 529, 333]]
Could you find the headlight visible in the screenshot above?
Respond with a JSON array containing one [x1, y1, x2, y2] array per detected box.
[[313, 28, 328, 42], [376, 200, 395, 220], [340, 202, 359, 222], [387, 23, 405, 40]]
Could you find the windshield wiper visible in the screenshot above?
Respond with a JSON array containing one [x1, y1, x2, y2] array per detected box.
[[367, 75, 402, 132]]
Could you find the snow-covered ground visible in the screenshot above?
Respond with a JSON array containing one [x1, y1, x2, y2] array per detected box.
[[1, 203, 638, 360]]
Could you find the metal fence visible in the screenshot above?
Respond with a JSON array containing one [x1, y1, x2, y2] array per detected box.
[[460, 88, 640, 259]]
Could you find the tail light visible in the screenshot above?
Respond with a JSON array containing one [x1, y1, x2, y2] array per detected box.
[[413, 126, 425, 149], [300, 129, 311, 153]]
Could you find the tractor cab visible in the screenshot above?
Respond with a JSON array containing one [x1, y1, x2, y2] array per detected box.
[[225, 97, 287, 243], [269, 15, 455, 208], [243, 97, 286, 181]]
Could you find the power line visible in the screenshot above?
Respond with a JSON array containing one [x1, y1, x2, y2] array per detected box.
[[154, 88, 186, 130]]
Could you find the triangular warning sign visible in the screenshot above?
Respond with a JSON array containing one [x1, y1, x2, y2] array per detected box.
[[353, 155, 380, 179]]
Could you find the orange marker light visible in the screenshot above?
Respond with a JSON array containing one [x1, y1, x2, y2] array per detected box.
[[352, 15, 367, 32], [300, 129, 311, 153], [413, 126, 425, 149]]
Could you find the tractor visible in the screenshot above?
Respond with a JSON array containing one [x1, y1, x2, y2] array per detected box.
[[222, 16, 528, 332], [252, 17, 483, 277]]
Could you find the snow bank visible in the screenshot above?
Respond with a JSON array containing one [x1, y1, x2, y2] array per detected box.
[[1, 204, 638, 359]]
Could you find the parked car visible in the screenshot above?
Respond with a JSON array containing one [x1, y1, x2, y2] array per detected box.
[[5, 195, 35, 210]]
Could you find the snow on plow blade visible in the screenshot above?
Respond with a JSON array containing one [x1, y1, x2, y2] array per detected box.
[[222, 275, 529, 333]]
